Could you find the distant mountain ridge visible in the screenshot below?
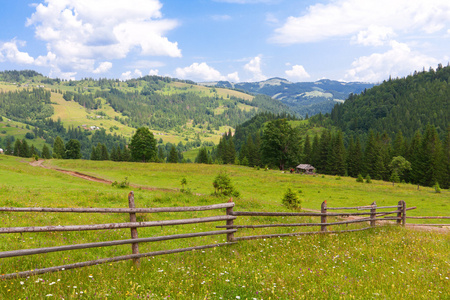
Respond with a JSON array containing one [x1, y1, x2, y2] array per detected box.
[[201, 78, 374, 117]]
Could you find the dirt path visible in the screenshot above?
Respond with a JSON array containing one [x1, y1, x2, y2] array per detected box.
[[29, 159, 177, 192]]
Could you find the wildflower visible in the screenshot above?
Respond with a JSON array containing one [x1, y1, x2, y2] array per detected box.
[[45, 294, 53, 297]]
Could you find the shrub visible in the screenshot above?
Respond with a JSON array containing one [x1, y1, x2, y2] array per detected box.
[[356, 174, 364, 182], [434, 182, 441, 193], [365, 174, 372, 184], [282, 188, 302, 210], [112, 177, 130, 189], [212, 171, 240, 198]]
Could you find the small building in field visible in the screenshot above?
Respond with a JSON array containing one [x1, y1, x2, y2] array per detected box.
[[296, 164, 315, 174]]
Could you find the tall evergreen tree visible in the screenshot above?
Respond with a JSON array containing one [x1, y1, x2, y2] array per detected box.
[[42, 144, 51, 159], [317, 130, 331, 173], [419, 125, 444, 186], [65, 139, 81, 159], [196, 147, 209, 164], [303, 134, 312, 163], [442, 126, 450, 189], [129, 127, 157, 162], [20, 139, 30, 158], [168, 145, 178, 163], [311, 133, 320, 168], [53, 136, 65, 159]]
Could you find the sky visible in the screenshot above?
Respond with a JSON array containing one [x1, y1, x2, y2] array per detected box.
[[1, 0, 450, 83]]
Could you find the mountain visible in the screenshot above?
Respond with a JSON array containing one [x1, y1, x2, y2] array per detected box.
[[202, 78, 374, 117]]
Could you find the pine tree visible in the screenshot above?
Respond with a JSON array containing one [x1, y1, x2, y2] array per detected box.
[[303, 134, 311, 163], [419, 125, 444, 186], [20, 139, 30, 158], [196, 147, 209, 164], [42, 144, 51, 159], [311, 133, 320, 168], [53, 136, 65, 159], [168, 145, 178, 163], [440, 127, 450, 188], [100, 144, 109, 161], [13, 140, 21, 157], [318, 130, 331, 173], [408, 130, 422, 184]]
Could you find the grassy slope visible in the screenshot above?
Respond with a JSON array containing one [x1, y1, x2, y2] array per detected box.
[[0, 157, 448, 299]]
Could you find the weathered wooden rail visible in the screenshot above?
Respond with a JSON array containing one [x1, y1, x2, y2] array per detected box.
[[1, 195, 448, 280], [0, 191, 236, 279]]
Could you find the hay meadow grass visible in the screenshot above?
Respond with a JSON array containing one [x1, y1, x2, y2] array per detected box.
[[0, 156, 449, 299]]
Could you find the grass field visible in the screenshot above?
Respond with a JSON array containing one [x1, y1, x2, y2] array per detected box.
[[0, 156, 448, 299]]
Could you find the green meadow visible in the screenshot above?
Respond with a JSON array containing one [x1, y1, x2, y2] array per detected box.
[[0, 156, 448, 299]]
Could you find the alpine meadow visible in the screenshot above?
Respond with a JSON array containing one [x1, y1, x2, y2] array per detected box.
[[1, 1, 450, 299]]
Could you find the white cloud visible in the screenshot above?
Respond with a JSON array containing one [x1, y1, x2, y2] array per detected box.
[[174, 62, 240, 82], [353, 25, 397, 46], [271, 0, 450, 44], [149, 69, 159, 76], [0, 40, 34, 64], [121, 69, 143, 80], [93, 62, 113, 74], [227, 72, 240, 82], [175, 62, 223, 82], [244, 55, 267, 81], [345, 41, 438, 82], [285, 65, 310, 81], [25, 0, 180, 77]]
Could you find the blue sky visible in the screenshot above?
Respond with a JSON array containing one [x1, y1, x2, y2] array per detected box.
[[1, 0, 449, 83]]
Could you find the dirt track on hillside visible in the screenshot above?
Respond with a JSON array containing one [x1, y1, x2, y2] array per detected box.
[[29, 159, 177, 192]]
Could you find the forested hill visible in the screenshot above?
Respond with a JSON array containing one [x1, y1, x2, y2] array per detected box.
[[330, 65, 450, 140], [0, 70, 293, 159]]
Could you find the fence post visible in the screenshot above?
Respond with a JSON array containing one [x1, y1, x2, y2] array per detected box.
[[370, 201, 376, 227], [396, 200, 402, 226], [321, 201, 327, 232], [128, 191, 140, 267], [226, 204, 234, 242], [401, 200, 406, 226]]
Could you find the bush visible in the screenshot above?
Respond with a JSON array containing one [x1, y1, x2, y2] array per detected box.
[[112, 177, 130, 189], [434, 182, 441, 193], [212, 171, 240, 198], [365, 174, 372, 184], [356, 174, 364, 183], [282, 188, 302, 210]]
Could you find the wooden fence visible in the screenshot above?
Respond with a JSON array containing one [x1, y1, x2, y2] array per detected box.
[[0, 191, 236, 279], [1, 195, 448, 280], [218, 200, 420, 241]]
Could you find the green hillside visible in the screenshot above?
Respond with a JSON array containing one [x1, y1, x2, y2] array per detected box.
[[0, 70, 293, 158], [330, 65, 450, 140]]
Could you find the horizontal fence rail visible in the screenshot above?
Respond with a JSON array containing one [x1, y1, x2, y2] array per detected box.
[[0, 215, 236, 234], [0, 229, 237, 259], [0, 202, 235, 214], [1, 243, 237, 280]]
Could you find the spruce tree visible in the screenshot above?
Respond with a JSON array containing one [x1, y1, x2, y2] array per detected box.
[[53, 136, 66, 159], [42, 144, 51, 159], [303, 134, 312, 163], [168, 145, 178, 163]]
